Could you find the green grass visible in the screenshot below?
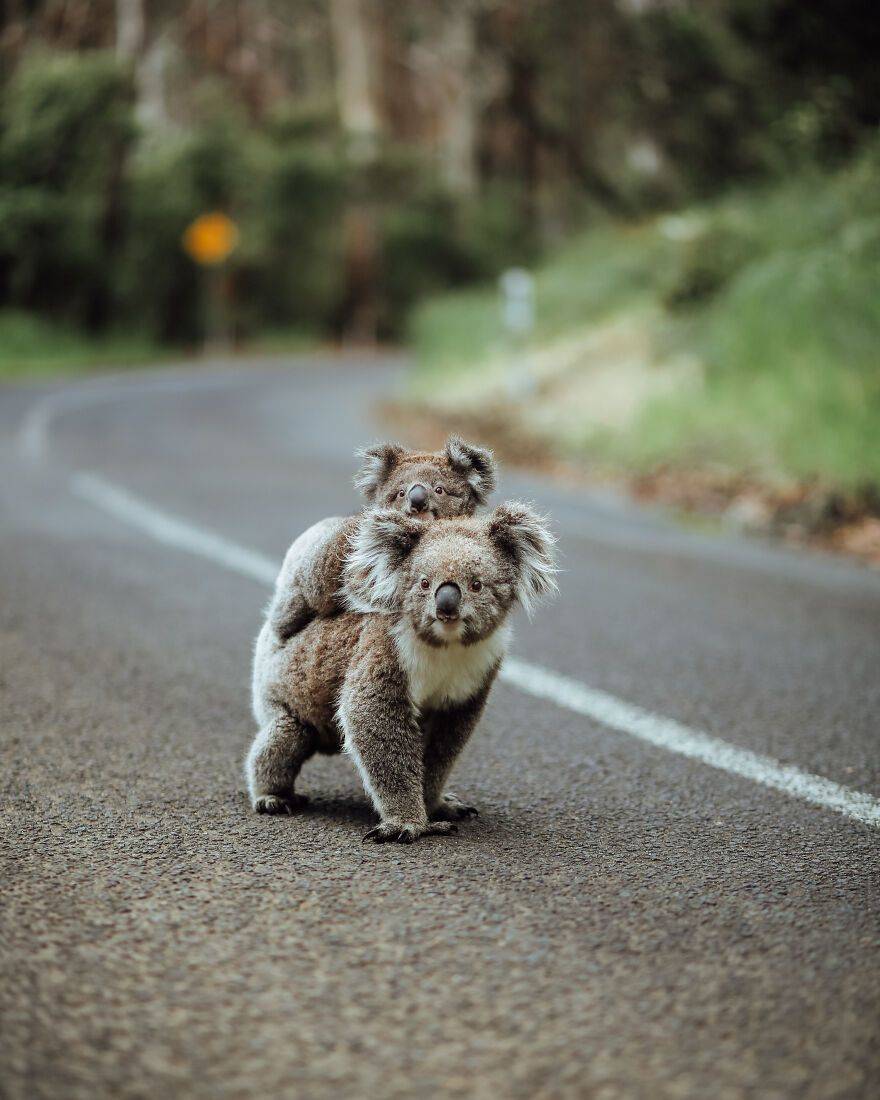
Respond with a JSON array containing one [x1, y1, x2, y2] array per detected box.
[[0, 310, 167, 380], [409, 146, 880, 487], [0, 311, 321, 381], [410, 224, 663, 388], [241, 326, 321, 357]]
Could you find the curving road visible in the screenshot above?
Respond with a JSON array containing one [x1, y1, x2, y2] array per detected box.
[[1, 356, 879, 1099]]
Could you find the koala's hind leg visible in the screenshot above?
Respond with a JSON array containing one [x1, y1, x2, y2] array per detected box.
[[268, 516, 351, 643], [246, 708, 316, 815]]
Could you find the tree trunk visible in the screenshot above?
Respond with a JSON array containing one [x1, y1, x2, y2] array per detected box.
[[437, 2, 478, 196], [115, 0, 144, 60], [329, 0, 382, 342], [329, 0, 381, 162], [509, 53, 540, 226]]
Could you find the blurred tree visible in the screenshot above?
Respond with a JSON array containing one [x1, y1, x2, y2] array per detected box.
[[330, 0, 382, 342], [115, 0, 144, 60], [432, 1, 478, 196], [729, 0, 880, 159], [0, 50, 135, 330], [1, 0, 878, 345]]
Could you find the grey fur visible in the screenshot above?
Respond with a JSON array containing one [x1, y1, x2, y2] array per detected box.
[[352, 443, 407, 502], [247, 502, 557, 844], [444, 435, 497, 506]]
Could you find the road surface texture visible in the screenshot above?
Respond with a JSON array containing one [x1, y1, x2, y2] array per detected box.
[[1, 356, 878, 1100]]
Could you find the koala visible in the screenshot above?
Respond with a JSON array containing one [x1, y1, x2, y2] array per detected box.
[[247, 501, 557, 843], [267, 437, 497, 644]]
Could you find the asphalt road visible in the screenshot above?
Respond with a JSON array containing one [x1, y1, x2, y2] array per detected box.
[[1, 356, 878, 1100]]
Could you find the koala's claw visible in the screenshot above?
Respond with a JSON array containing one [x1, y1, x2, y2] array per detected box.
[[430, 794, 480, 822], [253, 793, 309, 815], [363, 820, 458, 844]]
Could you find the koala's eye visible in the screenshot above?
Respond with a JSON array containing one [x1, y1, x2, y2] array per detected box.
[[419, 578, 431, 591], [398, 489, 405, 498], [434, 485, 444, 495], [471, 579, 483, 593]]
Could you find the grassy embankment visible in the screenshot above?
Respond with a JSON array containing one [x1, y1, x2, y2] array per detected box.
[[0, 310, 317, 381], [0, 310, 168, 380], [407, 148, 880, 496]]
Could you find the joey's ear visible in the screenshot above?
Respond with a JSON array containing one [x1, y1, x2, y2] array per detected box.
[[353, 442, 407, 501], [344, 510, 424, 612], [445, 436, 497, 506], [488, 501, 558, 615]]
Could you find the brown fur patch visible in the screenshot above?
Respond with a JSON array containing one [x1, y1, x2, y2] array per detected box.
[[278, 611, 366, 752]]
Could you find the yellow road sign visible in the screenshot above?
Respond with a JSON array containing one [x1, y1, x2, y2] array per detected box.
[[182, 212, 239, 266]]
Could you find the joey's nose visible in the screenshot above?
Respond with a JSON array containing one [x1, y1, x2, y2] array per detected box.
[[408, 484, 429, 512], [435, 583, 462, 620]]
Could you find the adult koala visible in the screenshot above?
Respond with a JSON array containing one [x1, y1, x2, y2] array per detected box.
[[247, 502, 557, 843]]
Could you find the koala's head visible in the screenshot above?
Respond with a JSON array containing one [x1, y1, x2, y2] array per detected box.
[[353, 437, 496, 519], [345, 502, 557, 647]]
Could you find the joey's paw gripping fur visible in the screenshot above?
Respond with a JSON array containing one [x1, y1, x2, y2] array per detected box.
[[363, 820, 458, 844], [253, 793, 309, 816]]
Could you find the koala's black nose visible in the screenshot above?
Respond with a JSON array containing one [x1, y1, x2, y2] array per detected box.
[[435, 583, 462, 620], [408, 483, 429, 512]]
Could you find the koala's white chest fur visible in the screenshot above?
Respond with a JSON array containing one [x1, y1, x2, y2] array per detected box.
[[392, 620, 511, 711]]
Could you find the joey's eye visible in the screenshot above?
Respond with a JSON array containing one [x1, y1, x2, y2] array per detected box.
[[398, 489, 405, 498], [471, 579, 483, 592], [434, 486, 444, 495], [420, 578, 430, 591]]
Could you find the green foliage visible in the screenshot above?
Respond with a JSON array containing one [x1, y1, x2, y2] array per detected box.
[[412, 146, 880, 487], [0, 308, 162, 379], [122, 126, 350, 344], [661, 223, 757, 310], [381, 184, 532, 337], [728, 0, 880, 161], [619, 0, 879, 199], [0, 51, 135, 329], [0, 48, 524, 353], [381, 194, 470, 335], [123, 136, 208, 344], [239, 142, 346, 333], [410, 221, 663, 381], [2, 0, 878, 373], [630, 7, 771, 193], [625, 147, 880, 484]]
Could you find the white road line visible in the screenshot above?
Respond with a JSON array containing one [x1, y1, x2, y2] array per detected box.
[[71, 473, 278, 586], [71, 469, 880, 829], [19, 369, 253, 463], [499, 659, 880, 827]]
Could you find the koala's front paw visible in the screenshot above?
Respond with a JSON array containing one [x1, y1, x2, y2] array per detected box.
[[253, 793, 309, 815], [363, 820, 458, 844], [430, 793, 480, 822]]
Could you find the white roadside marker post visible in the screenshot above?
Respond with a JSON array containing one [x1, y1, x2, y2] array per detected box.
[[499, 267, 536, 399]]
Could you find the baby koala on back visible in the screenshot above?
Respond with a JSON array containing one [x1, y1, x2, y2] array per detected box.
[[267, 436, 496, 643]]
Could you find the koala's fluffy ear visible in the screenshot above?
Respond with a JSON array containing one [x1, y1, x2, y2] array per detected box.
[[445, 436, 497, 506], [353, 442, 407, 502], [488, 501, 558, 615], [344, 510, 424, 612]]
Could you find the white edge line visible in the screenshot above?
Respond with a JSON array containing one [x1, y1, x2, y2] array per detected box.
[[498, 659, 880, 828], [70, 470, 880, 829], [71, 473, 278, 587], [20, 370, 254, 463]]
